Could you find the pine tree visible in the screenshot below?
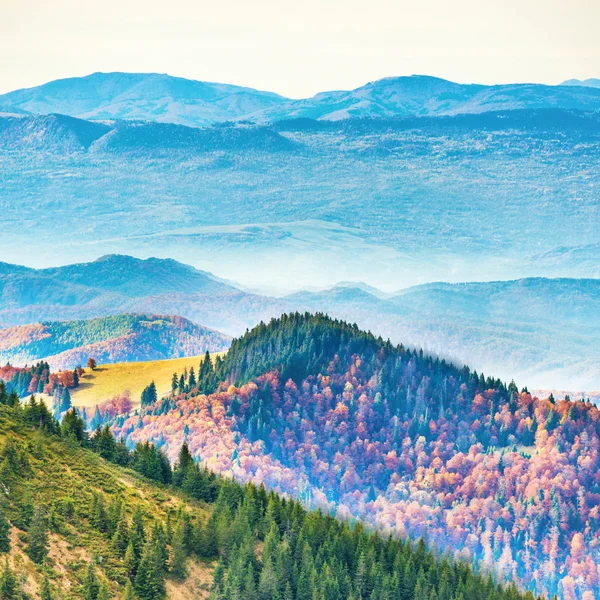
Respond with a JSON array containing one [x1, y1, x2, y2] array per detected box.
[[90, 493, 108, 533], [27, 506, 48, 564], [123, 581, 136, 600], [82, 560, 100, 600], [40, 575, 53, 600], [170, 519, 187, 580], [97, 579, 110, 600], [134, 540, 166, 600], [0, 559, 18, 600], [173, 442, 193, 487], [130, 508, 146, 561], [124, 541, 139, 580], [0, 509, 9, 553], [188, 367, 196, 390], [112, 513, 130, 556], [61, 409, 87, 443], [61, 387, 72, 412]]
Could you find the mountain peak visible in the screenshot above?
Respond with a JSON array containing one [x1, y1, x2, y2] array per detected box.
[[560, 77, 600, 89]]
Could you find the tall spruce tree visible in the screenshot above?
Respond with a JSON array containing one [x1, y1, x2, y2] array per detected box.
[[170, 519, 188, 580], [0, 559, 17, 600], [82, 560, 100, 600], [26, 506, 48, 564], [0, 509, 9, 553]]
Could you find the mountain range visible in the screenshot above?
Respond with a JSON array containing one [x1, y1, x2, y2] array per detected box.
[[0, 255, 285, 335], [2, 72, 600, 126], [0, 254, 599, 389], [1, 107, 598, 293], [0, 313, 231, 371]]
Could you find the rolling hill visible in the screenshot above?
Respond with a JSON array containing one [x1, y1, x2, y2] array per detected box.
[[3, 72, 600, 125], [69, 353, 222, 408], [115, 313, 600, 599], [0, 313, 231, 371], [0, 114, 294, 154], [1, 253, 599, 389]]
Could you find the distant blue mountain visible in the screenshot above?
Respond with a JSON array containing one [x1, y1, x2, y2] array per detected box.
[[0, 114, 295, 153], [0, 72, 287, 127], [561, 78, 600, 89], [2, 72, 600, 126]]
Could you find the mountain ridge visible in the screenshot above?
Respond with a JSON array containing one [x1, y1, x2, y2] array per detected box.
[[0, 254, 286, 336], [3, 71, 600, 126], [1, 255, 599, 387]]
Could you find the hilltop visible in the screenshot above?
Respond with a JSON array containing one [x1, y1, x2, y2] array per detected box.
[[288, 277, 600, 389], [0, 72, 286, 127], [0, 314, 231, 371], [69, 353, 222, 409], [116, 313, 600, 599]]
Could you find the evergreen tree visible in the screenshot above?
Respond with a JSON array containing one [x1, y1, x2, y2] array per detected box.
[[112, 513, 130, 556], [97, 579, 110, 600], [82, 560, 100, 600], [124, 541, 139, 581], [94, 425, 117, 462], [26, 506, 48, 564], [141, 382, 157, 407], [40, 576, 53, 600], [0, 510, 9, 553], [170, 519, 187, 580], [188, 367, 196, 390], [123, 581, 136, 600], [134, 539, 166, 600], [130, 507, 146, 561], [61, 387, 72, 412], [61, 409, 87, 444], [0, 559, 17, 600], [173, 442, 193, 487], [90, 493, 108, 533]]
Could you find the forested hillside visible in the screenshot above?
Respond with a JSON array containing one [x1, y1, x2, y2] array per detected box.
[[0, 314, 231, 371], [0, 386, 534, 600], [113, 314, 600, 599]]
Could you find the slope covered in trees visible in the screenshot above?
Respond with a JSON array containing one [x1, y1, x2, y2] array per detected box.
[[0, 314, 231, 371], [113, 314, 600, 600], [0, 382, 533, 600]]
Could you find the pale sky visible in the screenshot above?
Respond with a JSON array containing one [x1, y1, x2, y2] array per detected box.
[[1, 0, 598, 97]]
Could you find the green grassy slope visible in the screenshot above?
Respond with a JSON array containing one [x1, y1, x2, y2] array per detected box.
[[0, 406, 213, 599]]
